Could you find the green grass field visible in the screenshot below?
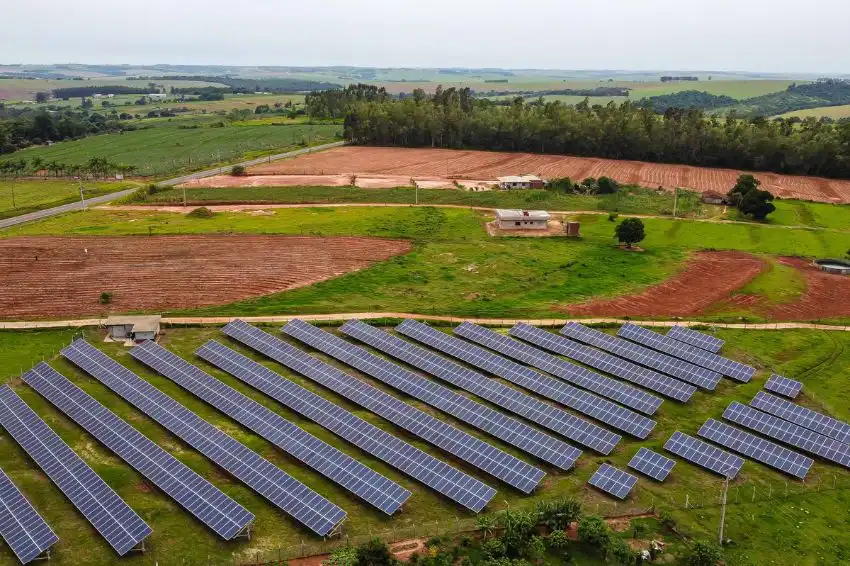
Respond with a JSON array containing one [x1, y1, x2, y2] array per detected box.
[[0, 121, 341, 177], [726, 199, 850, 231], [1, 324, 849, 566], [0, 179, 140, 219], [777, 104, 850, 120]]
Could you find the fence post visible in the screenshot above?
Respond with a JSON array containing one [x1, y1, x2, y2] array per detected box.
[[685, 493, 689, 509]]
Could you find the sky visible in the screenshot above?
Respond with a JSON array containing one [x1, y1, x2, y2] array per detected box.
[[3, 0, 850, 73]]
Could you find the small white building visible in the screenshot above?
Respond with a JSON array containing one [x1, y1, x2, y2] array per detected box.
[[105, 315, 161, 342], [148, 93, 168, 101], [496, 209, 551, 230], [496, 175, 545, 190]]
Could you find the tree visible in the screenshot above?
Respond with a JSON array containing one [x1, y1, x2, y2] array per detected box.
[[727, 174, 760, 204], [738, 189, 776, 220], [35, 91, 50, 103], [231, 165, 246, 176], [355, 539, 396, 566], [615, 218, 646, 249], [577, 515, 610, 548], [686, 540, 722, 566], [580, 177, 598, 194], [597, 176, 620, 194]]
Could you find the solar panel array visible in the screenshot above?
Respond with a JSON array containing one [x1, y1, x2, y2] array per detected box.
[[454, 322, 662, 415], [664, 431, 744, 478], [723, 402, 850, 469], [397, 320, 637, 448], [282, 320, 543, 494], [698, 419, 813, 479], [0, 381, 154, 553], [61, 339, 344, 537], [130, 340, 410, 516], [510, 323, 697, 403], [0, 468, 59, 564], [627, 448, 676, 482], [618, 323, 755, 383], [220, 321, 497, 512], [763, 375, 803, 400], [560, 323, 722, 390], [750, 392, 850, 444], [18, 364, 253, 541], [588, 464, 637, 500], [338, 320, 580, 471], [666, 326, 724, 353]]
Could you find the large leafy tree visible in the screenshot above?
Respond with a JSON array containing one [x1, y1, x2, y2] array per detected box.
[[615, 218, 646, 249]]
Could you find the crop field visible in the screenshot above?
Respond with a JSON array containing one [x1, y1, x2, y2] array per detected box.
[[0, 323, 849, 566], [778, 104, 850, 120], [0, 121, 341, 177], [0, 179, 139, 220], [243, 146, 850, 203], [0, 77, 227, 101]]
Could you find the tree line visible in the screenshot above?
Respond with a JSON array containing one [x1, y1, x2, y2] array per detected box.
[[334, 87, 850, 179], [0, 156, 137, 179], [0, 107, 133, 154]]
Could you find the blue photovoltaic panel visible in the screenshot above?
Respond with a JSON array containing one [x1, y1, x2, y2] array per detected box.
[[130, 340, 410, 516], [0, 382, 154, 553], [698, 419, 812, 480], [763, 375, 802, 400], [749, 392, 850, 445], [396, 320, 627, 451], [454, 322, 662, 415], [219, 321, 496, 512], [0, 468, 59, 564], [618, 323, 755, 383], [282, 320, 543, 494], [339, 320, 578, 471], [723, 402, 850, 469], [18, 365, 252, 541], [62, 339, 345, 537], [588, 464, 637, 499], [666, 326, 724, 353], [664, 431, 744, 478], [510, 323, 696, 403], [627, 448, 675, 482], [560, 323, 721, 390]]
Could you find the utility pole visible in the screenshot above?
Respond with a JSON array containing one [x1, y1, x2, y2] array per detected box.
[[672, 188, 679, 218], [414, 181, 419, 205], [183, 185, 187, 208], [718, 477, 729, 545], [79, 179, 86, 208], [10, 180, 15, 210]]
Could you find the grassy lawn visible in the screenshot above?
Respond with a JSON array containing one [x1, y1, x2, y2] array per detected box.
[[3, 205, 849, 322], [1, 325, 849, 566], [726, 199, 850, 232], [0, 120, 341, 177], [137, 184, 707, 218], [0, 179, 140, 219]]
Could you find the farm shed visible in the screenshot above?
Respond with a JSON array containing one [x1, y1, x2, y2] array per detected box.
[[497, 175, 545, 190], [105, 315, 161, 341], [496, 209, 551, 230], [702, 191, 726, 205]]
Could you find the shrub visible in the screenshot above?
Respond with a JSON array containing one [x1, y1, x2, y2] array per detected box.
[[658, 509, 678, 533], [355, 539, 396, 566], [608, 212, 619, 222], [99, 291, 113, 305], [547, 530, 569, 550], [597, 176, 620, 194], [686, 540, 722, 566], [324, 546, 357, 566], [482, 539, 506, 560], [231, 164, 246, 176], [577, 515, 610, 548], [187, 206, 215, 218], [523, 536, 545, 563], [606, 538, 636, 565]]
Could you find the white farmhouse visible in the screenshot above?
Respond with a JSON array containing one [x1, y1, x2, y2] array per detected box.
[[495, 209, 551, 230], [496, 175, 545, 190]]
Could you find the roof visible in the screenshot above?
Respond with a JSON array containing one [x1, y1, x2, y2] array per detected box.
[[703, 191, 725, 199], [496, 175, 543, 183], [496, 209, 551, 221], [105, 315, 161, 333]]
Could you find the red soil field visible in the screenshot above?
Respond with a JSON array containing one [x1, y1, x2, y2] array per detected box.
[[246, 147, 850, 203], [768, 257, 850, 321], [0, 235, 411, 318], [564, 251, 767, 317]]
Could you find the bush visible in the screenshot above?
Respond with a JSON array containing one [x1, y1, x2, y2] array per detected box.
[[99, 291, 113, 305], [686, 540, 722, 566], [481, 539, 506, 560], [187, 206, 215, 218], [606, 538, 636, 565], [231, 164, 246, 176], [577, 515, 610, 548], [597, 176, 620, 194], [355, 539, 396, 566], [608, 212, 619, 222], [547, 530, 569, 550]]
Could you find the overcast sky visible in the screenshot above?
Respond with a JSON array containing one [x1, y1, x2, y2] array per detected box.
[[4, 0, 849, 73]]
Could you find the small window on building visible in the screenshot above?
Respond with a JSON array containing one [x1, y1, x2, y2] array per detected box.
[[515, 222, 521, 226]]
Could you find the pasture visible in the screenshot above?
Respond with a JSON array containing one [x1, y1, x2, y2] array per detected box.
[[0, 179, 140, 220], [778, 104, 850, 120]]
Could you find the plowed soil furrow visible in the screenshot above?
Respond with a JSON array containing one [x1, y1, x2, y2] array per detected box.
[[0, 235, 411, 318], [768, 257, 850, 321]]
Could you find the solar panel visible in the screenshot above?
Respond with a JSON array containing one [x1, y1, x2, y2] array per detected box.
[[510, 323, 697, 403], [698, 418, 813, 480], [749, 392, 850, 445], [664, 431, 744, 478], [454, 322, 662, 415], [723, 402, 850, 469], [219, 321, 497, 512], [282, 320, 543, 494], [763, 375, 803, 400], [61, 339, 344, 537], [588, 464, 637, 499], [627, 447, 675, 482], [560, 323, 722, 390], [130, 340, 410, 516], [396, 320, 629, 450], [0, 382, 154, 553], [666, 326, 724, 353], [18, 364, 253, 541], [0, 468, 59, 564], [618, 323, 755, 383], [337, 320, 578, 472]]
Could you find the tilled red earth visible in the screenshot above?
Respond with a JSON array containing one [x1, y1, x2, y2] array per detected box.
[[768, 257, 850, 320], [0, 235, 411, 318]]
